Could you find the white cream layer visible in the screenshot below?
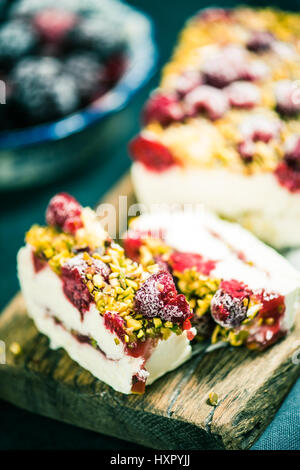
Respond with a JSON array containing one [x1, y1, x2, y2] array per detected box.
[[129, 211, 300, 332], [17, 244, 192, 394], [132, 162, 300, 249]]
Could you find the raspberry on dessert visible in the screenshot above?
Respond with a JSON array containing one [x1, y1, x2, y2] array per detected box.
[[174, 70, 203, 97], [134, 271, 191, 324], [237, 140, 255, 163], [246, 31, 274, 53], [46, 193, 83, 234], [240, 115, 281, 143], [33, 8, 77, 44], [104, 311, 126, 342], [202, 45, 246, 88], [169, 251, 216, 276], [275, 162, 300, 192], [241, 60, 269, 82], [61, 253, 111, 318], [64, 52, 105, 102], [0, 19, 38, 69], [129, 135, 177, 172], [123, 228, 164, 262], [198, 8, 231, 22], [64, 17, 126, 61], [211, 280, 251, 328], [184, 85, 229, 120], [12, 57, 79, 123], [226, 81, 260, 109], [142, 91, 184, 126], [275, 80, 300, 116], [284, 135, 300, 171]]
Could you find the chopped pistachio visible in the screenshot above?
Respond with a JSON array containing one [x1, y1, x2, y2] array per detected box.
[[208, 392, 219, 406]]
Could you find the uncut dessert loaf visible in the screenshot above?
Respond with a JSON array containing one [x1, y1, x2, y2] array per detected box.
[[129, 7, 300, 249], [17, 193, 195, 394]]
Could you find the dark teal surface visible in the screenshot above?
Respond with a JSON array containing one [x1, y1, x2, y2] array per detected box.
[[0, 0, 299, 450]]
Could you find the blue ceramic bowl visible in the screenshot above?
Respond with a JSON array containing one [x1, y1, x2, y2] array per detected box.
[[0, 0, 157, 189]]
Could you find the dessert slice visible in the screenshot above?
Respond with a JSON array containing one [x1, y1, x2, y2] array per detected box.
[[129, 7, 300, 249], [123, 211, 300, 350], [17, 193, 194, 394]]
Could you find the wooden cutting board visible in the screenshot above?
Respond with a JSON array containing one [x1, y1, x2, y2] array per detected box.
[[0, 173, 300, 450]]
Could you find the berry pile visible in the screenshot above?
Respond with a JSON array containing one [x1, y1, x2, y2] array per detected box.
[[0, 3, 127, 129]]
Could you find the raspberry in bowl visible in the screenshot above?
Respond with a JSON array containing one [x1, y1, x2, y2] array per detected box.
[[0, 0, 157, 189]]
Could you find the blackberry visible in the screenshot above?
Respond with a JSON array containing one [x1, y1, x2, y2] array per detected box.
[[64, 52, 105, 102], [12, 57, 80, 123], [0, 19, 38, 70], [64, 17, 126, 61]]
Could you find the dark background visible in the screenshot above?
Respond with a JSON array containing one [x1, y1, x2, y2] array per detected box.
[[0, 0, 299, 450]]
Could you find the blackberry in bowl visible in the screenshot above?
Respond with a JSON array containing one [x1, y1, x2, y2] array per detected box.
[[0, 0, 157, 189]]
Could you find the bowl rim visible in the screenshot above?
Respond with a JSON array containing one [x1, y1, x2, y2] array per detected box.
[[0, 2, 157, 149]]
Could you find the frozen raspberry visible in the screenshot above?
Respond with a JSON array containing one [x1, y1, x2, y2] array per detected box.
[[0, 19, 38, 70], [61, 253, 110, 317], [33, 9, 77, 44], [65, 17, 126, 60], [104, 312, 126, 342], [198, 8, 231, 22], [246, 31, 274, 53], [284, 136, 300, 171], [142, 91, 184, 126], [123, 231, 143, 262], [202, 45, 246, 88], [129, 135, 177, 172], [275, 162, 300, 192], [275, 80, 300, 116], [134, 271, 191, 325], [240, 115, 281, 143], [211, 280, 251, 328], [169, 252, 216, 276], [237, 140, 255, 163], [64, 52, 105, 102], [46, 193, 83, 234], [184, 85, 229, 120], [174, 70, 202, 97], [226, 81, 260, 109], [240, 60, 269, 82]]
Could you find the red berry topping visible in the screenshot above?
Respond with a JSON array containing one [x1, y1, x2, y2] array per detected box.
[[247, 292, 285, 350], [241, 60, 269, 81], [129, 135, 177, 172], [46, 193, 83, 234], [202, 45, 246, 88], [143, 91, 184, 126], [123, 228, 165, 262], [237, 140, 255, 163], [246, 31, 274, 53], [33, 9, 77, 44], [174, 70, 203, 97], [211, 280, 251, 328], [134, 271, 191, 325], [284, 135, 300, 171], [275, 80, 300, 116], [61, 254, 110, 318], [226, 81, 260, 109], [104, 311, 126, 342], [240, 115, 281, 143], [199, 8, 231, 22], [169, 251, 216, 276], [184, 85, 229, 120], [275, 162, 300, 193]]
